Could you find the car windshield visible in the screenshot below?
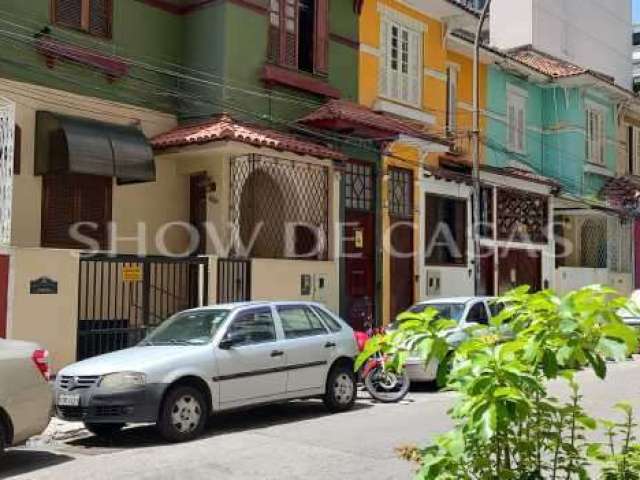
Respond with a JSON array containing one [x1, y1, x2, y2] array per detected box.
[[408, 303, 466, 322], [142, 309, 230, 346]]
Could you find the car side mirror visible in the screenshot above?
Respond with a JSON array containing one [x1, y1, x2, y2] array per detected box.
[[218, 337, 234, 350], [219, 331, 245, 350]]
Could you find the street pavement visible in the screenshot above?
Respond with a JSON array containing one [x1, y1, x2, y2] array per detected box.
[[2, 359, 640, 480]]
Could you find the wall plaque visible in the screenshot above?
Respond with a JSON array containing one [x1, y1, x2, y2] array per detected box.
[[30, 277, 58, 295]]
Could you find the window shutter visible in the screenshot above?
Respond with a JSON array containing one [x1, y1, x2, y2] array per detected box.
[[88, 0, 111, 38], [314, 0, 329, 74], [409, 29, 421, 107], [53, 0, 83, 29], [517, 107, 524, 151], [281, 0, 299, 67], [41, 174, 111, 249], [379, 19, 390, 98], [507, 104, 516, 149], [268, 0, 281, 62], [42, 174, 78, 248]]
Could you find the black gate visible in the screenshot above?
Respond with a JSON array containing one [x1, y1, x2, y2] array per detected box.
[[217, 258, 251, 303], [77, 254, 209, 360]]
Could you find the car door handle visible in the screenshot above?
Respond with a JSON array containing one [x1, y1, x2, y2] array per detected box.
[[270, 350, 284, 357], [324, 342, 336, 348]]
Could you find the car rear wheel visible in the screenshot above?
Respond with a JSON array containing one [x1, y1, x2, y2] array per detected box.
[[84, 422, 125, 437], [323, 365, 356, 413], [0, 421, 6, 456], [157, 386, 207, 443]]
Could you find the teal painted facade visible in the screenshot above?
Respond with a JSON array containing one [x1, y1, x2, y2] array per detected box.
[[486, 65, 618, 198]]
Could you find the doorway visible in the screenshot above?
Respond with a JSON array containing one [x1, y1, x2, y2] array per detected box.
[[0, 255, 7, 338], [388, 167, 415, 323], [498, 248, 542, 294], [189, 173, 208, 256]]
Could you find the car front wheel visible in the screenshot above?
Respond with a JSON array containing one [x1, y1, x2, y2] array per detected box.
[[323, 365, 356, 412], [157, 386, 207, 443]]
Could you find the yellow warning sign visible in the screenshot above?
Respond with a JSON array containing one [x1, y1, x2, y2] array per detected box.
[[122, 265, 143, 282]]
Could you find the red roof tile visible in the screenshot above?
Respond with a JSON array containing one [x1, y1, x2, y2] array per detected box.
[[299, 99, 451, 146], [508, 46, 613, 82], [151, 115, 346, 161]]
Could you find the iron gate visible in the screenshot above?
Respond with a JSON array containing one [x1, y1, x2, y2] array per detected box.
[[77, 254, 209, 360], [216, 258, 251, 303]]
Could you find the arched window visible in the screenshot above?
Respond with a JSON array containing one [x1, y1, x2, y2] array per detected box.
[[580, 218, 607, 268]]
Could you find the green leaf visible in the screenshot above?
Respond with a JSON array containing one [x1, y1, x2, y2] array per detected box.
[[542, 349, 559, 378]]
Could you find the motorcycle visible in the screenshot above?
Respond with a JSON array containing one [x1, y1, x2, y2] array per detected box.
[[354, 330, 411, 403]]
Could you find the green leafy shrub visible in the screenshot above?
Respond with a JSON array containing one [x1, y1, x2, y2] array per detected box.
[[357, 285, 639, 480]]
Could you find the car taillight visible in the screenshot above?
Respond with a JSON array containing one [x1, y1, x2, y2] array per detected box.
[[31, 349, 50, 381]]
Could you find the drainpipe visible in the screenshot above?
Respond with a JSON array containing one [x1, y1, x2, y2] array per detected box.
[[472, 0, 492, 295]]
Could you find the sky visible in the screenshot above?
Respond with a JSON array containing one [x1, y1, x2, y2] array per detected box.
[[636, 0, 640, 22]]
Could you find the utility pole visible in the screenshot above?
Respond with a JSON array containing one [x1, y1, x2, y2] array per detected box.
[[472, 0, 492, 295]]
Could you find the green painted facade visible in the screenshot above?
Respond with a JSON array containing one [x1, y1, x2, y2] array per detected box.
[[0, 0, 183, 112], [486, 65, 618, 198]]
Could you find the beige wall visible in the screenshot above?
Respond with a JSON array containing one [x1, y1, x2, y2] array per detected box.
[[251, 258, 339, 312], [1, 78, 178, 251], [5, 247, 80, 372]]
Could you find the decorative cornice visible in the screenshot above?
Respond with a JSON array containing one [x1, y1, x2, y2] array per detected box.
[[330, 33, 359, 50], [135, 0, 267, 15]]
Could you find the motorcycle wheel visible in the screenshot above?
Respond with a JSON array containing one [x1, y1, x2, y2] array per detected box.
[[364, 366, 411, 403]]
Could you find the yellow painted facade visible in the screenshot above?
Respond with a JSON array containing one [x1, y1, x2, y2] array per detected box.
[[358, 0, 487, 323]]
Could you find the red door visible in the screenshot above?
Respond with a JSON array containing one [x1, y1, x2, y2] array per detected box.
[[479, 247, 495, 296], [0, 255, 9, 338], [344, 211, 375, 331], [389, 219, 414, 322]]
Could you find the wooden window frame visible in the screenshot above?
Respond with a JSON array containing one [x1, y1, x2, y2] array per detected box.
[[586, 106, 605, 165], [268, 0, 328, 76], [51, 0, 113, 39], [506, 86, 527, 154], [379, 14, 422, 108]]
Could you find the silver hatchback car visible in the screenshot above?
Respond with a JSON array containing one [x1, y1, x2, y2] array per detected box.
[[55, 302, 358, 442]]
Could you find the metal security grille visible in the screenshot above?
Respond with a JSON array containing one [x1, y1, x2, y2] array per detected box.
[[345, 161, 374, 211], [609, 216, 632, 273], [217, 258, 251, 303], [580, 217, 607, 269], [77, 255, 209, 360], [229, 154, 329, 260], [496, 188, 548, 243], [388, 167, 413, 219], [0, 98, 14, 246]]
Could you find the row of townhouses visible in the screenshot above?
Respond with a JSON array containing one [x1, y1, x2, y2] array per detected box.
[[0, 0, 637, 371]]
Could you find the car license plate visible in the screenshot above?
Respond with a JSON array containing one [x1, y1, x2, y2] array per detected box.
[[57, 393, 80, 407]]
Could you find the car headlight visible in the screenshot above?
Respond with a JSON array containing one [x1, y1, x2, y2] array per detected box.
[[99, 372, 146, 390]]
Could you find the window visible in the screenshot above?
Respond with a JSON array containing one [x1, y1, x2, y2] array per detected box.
[[580, 217, 607, 268], [629, 126, 640, 175], [507, 87, 526, 153], [446, 66, 458, 134], [425, 194, 467, 266], [467, 302, 489, 325], [388, 167, 413, 219], [379, 16, 422, 106], [586, 107, 605, 165], [277, 305, 327, 338], [52, 0, 112, 38], [311, 306, 342, 333], [268, 0, 329, 74], [41, 173, 112, 249], [226, 308, 277, 346], [345, 161, 374, 211]]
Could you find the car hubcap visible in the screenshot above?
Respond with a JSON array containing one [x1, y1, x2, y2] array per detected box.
[[171, 395, 202, 434], [333, 373, 354, 405]]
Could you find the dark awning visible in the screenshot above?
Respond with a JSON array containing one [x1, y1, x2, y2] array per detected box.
[[35, 111, 155, 183]]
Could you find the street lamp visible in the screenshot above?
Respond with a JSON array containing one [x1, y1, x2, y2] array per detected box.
[[472, 0, 492, 295]]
